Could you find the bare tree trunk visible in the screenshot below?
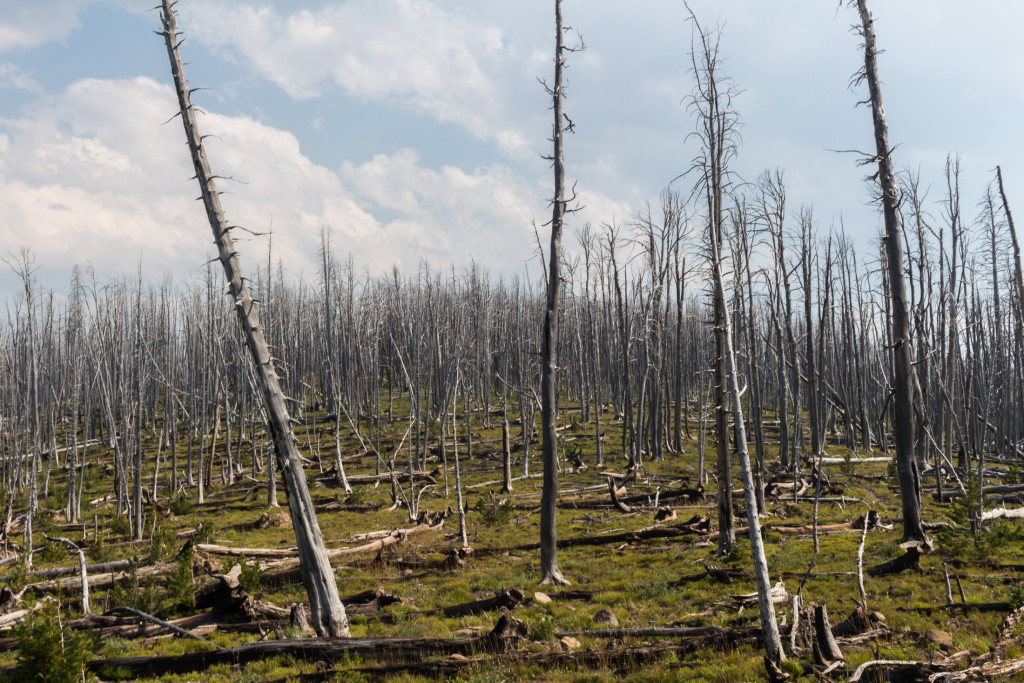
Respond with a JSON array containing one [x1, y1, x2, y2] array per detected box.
[[538, 0, 573, 587], [853, 0, 930, 550], [158, 1, 349, 637], [709, 196, 787, 669], [996, 167, 1024, 414]]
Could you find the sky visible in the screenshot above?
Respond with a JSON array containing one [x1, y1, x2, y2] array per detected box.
[[0, 0, 1021, 297]]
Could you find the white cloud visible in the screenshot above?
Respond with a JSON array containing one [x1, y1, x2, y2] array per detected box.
[[0, 1, 86, 53], [339, 148, 542, 271], [0, 62, 42, 93], [181, 0, 517, 146], [0, 76, 565, 290]]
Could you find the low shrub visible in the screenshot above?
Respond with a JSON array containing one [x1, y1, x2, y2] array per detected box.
[[12, 598, 96, 683]]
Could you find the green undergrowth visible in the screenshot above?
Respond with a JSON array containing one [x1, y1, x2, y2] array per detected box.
[[1, 397, 1022, 682]]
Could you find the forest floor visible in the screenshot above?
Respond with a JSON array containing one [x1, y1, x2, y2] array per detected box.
[[1, 399, 1023, 682]]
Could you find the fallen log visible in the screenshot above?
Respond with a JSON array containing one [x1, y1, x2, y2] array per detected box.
[[466, 472, 543, 490], [374, 589, 527, 623], [85, 611, 527, 677], [818, 456, 891, 465], [355, 627, 756, 678], [391, 547, 471, 574], [27, 561, 178, 594], [568, 486, 704, 510], [899, 601, 1014, 616], [848, 658, 955, 682], [107, 606, 219, 647], [0, 597, 49, 630], [489, 515, 710, 554], [346, 471, 437, 485], [553, 625, 726, 639], [673, 564, 751, 586], [59, 611, 217, 642], [198, 522, 442, 561], [249, 588, 406, 622], [195, 544, 297, 558], [721, 581, 788, 609], [980, 506, 1024, 521], [930, 654, 1024, 682], [2, 557, 135, 582], [933, 484, 1024, 502]]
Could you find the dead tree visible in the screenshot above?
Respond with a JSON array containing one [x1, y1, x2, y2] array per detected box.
[[538, 0, 579, 587], [851, 0, 931, 555], [684, 7, 786, 669], [684, 4, 737, 555], [158, 0, 349, 637]]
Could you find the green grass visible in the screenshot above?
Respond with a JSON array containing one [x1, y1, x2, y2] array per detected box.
[[1, 394, 1022, 681]]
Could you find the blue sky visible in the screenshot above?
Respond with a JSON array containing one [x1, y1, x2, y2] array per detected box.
[[0, 0, 1021, 295]]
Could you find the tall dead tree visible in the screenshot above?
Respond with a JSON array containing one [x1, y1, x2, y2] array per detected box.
[[685, 4, 736, 555], [158, 0, 349, 637], [996, 167, 1024, 441], [538, 0, 578, 587], [7, 250, 40, 570], [851, 0, 930, 555], [685, 7, 785, 668]]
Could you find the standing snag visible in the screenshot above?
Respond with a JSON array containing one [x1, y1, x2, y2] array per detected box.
[[850, 0, 931, 556], [683, 5, 785, 668], [538, 0, 580, 587]]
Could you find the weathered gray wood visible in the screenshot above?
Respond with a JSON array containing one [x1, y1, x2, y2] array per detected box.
[[86, 612, 526, 677], [852, 0, 930, 551], [554, 626, 726, 639], [685, 6, 785, 668], [538, 0, 571, 588], [43, 536, 89, 615], [158, 0, 348, 637]]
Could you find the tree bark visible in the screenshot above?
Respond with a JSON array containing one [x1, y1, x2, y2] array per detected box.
[[853, 0, 930, 550], [539, 0, 572, 587], [158, 1, 349, 637]]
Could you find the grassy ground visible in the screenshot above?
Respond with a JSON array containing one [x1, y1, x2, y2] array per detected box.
[[1, 396, 1022, 681]]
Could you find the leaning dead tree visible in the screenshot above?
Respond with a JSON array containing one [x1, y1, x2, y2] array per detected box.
[[684, 6, 785, 670], [851, 0, 930, 558], [158, 0, 349, 637]]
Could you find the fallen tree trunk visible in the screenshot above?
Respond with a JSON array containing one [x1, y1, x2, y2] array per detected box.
[[366, 589, 527, 624], [27, 561, 178, 594], [931, 654, 1024, 682], [980, 507, 1024, 521], [899, 602, 1014, 616], [3, 557, 135, 582], [198, 523, 442, 561], [818, 457, 891, 465], [934, 484, 1024, 502], [486, 516, 710, 554], [86, 611, 527, 677], [553, 626, 726, 639], [354, 627, 756, 678], [848, 659, 955, 682]]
